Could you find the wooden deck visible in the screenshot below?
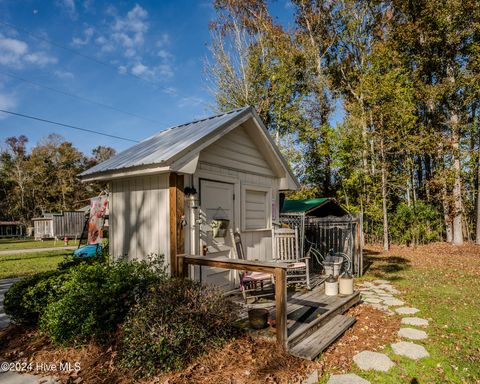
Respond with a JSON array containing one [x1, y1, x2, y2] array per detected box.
[[179, 255, 360, 360]]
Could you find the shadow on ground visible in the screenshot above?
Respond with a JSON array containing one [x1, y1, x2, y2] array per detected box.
[[362, 251, 411, 281]]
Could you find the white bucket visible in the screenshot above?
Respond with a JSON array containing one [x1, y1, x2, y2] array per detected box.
[[325, 279, 339, 296], [339, 275, 354, 295]]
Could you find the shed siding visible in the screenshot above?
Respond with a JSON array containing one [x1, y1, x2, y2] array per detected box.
[[199, 124, 275, 177], [110, 174, 169, 267]]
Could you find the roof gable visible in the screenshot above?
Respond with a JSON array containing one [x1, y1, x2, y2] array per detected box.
[[79, 106, 299, 190]]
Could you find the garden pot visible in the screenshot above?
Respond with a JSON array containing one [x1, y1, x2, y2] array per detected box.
[[325, 275, 339, 296], [339, 273, 354, 295], [248, 308, 269, 329]]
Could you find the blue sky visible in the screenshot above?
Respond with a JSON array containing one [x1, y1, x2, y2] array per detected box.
[[0, 1, 341, 156]]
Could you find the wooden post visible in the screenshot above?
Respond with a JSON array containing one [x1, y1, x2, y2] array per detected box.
[[275, 267, 287, 350], [169, 173, 185, 277], [177, 254, 188, 278]]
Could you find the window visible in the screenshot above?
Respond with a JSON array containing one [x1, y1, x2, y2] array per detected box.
[[242, 186, 271, 231]]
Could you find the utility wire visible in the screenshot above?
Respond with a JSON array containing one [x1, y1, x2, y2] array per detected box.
[[0, 20, 198, 102], [0, 70, 162, 125], [0, 109, 139, 143]]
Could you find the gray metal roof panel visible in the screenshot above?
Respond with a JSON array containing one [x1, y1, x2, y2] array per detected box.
[[79, 107, 249, 177]]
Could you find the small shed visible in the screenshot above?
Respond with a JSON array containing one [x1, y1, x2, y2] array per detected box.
[[32, 211, 86, 240], [79, 106, 299, 289], [281, 198, 349, 218], [0, 221, 25, 238], [280, 198, 363, 276]]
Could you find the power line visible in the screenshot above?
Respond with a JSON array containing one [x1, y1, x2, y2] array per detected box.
[[0, 70, 162, 125], [0, 19, 204, 104], [0, 109, 139, 143]]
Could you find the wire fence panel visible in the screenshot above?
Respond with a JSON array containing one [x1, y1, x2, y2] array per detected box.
[[280, 214, 363, 276]]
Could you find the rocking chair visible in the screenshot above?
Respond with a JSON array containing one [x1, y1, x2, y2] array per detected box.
[[272, 227, 311, 289], [230, 230, 272, 302]]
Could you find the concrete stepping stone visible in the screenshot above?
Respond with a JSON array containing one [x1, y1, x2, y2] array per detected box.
[[401, 317, 429, 327], [395, 307, 419, 315], [398, 328, 428, 340], [391, 341, 429, 359], [373, 289, 387, 295], [383, 287, 400, 294], [353, 351, 395, 372], [383, 298, 405, 306], [370, 303, 395, 315], [373, 279, 390, 284], [327, 373, 371, 384], [363, 297, 382, 304]]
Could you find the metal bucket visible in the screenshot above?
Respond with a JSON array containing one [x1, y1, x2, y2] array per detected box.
[[323, 256, 343, 277]]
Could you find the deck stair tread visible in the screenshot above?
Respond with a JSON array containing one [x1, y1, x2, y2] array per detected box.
[[289, 314, 356, 360], [288, 290, 360, 346]]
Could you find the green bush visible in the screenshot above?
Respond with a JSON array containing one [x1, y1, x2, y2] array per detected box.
[[119, 278, 240, 378], [40, 255, 166, 345], [4, 270, 69, 325]]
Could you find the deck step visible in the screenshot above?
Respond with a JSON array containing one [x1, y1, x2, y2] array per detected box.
[[288, 290, 360, 347], [289, 314, 356, 360]]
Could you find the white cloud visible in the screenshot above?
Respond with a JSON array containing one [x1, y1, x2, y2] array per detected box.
[[93, 5, 175, 81], [0, 91, 17, 118], [56, 0, 77, 19], [0, 34, 57, 68], [112, 4, 149, 57], [72, 26, 94, 46], [53, 69, 75, 79], [178, 96, 205, 108]]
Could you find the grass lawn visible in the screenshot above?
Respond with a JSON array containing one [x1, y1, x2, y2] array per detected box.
[[0, 249, 71, 279], [0, 238, 79, 251], [320, 243, 480, 383]]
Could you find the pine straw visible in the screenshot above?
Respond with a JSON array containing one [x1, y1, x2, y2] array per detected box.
[[0, 303, 399, 383], [321, 304, 401, 373]]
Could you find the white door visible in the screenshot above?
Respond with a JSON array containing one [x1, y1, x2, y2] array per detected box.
[[199, 180, 235, 290]]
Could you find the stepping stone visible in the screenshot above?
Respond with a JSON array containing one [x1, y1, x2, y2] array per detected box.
[[370, 303, 395, 315], [383, 298, 405, 306], [383, 287, 400, 294], [395, 307, 419, 315], [376, 284, 393, 290], [373, 279, 390, 284], [391, 341, 429, 359], [401, 317, 429, 327], [363, 297, 382, 304], [398, 328, 428, 340], [353, 351, 395, 372], [327, 373, 371, 384], [373, 289, 387, 294]]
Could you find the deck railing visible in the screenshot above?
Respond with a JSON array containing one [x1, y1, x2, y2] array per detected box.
[[177, 254, 289, 349]]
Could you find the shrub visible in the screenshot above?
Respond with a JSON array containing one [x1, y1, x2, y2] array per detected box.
[[4, 270, 69, 325], [40, 255, 166, 345], [119, 278, 240, 378]]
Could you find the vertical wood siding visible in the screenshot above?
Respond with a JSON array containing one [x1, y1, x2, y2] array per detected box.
[[110, 174, 169, 267]]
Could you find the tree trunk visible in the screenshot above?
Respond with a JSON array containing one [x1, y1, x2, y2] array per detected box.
[[476, 113, 480, 244], [380, 139, 389, 251], [451, 113, 464, 245]]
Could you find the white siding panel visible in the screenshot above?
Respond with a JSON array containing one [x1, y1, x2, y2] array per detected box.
[[199, 124, 275, 177], [110, 174, 169, 265]]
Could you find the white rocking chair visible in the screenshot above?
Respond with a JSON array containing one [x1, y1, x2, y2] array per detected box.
[[272, 227, 311, 289]]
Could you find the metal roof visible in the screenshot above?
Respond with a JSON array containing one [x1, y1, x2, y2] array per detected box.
[[281, 198, 330, 214], [79, 107, 250, 177]]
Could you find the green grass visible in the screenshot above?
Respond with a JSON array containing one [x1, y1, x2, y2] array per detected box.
[[319, 246, 480, 384], [0, 250, 71, 279], [0, 238, 79, 251]]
